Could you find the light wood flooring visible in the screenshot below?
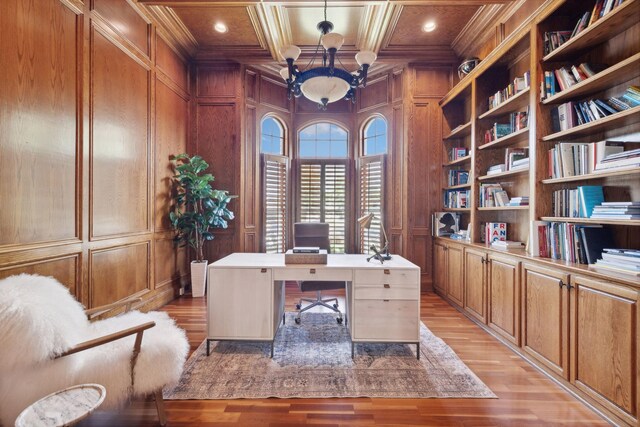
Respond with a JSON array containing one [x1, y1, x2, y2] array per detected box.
[[81, 286, 608, 426]]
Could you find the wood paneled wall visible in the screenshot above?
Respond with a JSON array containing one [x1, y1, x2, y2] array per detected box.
[[0, 0, 190, 310]]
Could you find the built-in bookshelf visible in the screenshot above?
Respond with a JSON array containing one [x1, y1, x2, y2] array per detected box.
[[477, 167, 529, 181]]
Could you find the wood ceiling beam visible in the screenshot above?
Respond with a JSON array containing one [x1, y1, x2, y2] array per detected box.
[[137, 1, 513, 5]]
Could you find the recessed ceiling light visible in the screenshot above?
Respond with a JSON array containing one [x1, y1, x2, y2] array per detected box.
[[423, 21, 437, 33], [214, 22, 228, 33]]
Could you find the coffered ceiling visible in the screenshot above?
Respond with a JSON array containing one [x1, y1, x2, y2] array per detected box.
[[139, 0, 517, 72]]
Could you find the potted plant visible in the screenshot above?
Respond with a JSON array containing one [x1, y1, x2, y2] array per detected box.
[[169, 154, 236, 297]]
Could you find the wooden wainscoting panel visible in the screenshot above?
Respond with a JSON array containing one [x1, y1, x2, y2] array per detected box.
[[259, 76, 289, 112], [92, 0, 149, 56], [154, 237, 187, 288], [359, 75, 389, 111], [0, 255, 80, 296], [90, 242, 150, 308], [91, 28, 150, 239], [392, 70, 403, 102], [414, 67, 452, 98], [245, 70, 257, 102], [0, 0, 78, 246], [488, 255, 521, 346], [156, 35, 188, 92], [197, 67, 237, 98], [391, 105, 404, 231], [243, 105, 257, 231], [155, 79, 188, 232]]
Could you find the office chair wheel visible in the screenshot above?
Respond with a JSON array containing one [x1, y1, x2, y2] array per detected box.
[[295, 303, 301, 310], [337, 317, 343, 324], [295, 317, 301, 324], [333, 303, 339, 309]]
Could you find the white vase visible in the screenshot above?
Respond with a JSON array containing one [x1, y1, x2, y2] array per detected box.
[[190, 260, 208, 297]]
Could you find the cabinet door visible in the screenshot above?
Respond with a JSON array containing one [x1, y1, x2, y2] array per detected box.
[[487, 255, 521, 346], [446, 244, 464, 307], [464, 248, 487, 323], [571, 275, 638, 425], [208, 268, 274, 339], [521, 263, 569, 379], [433, 241, 447, 295]]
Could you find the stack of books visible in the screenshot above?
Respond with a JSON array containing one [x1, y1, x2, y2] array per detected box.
[[484, 222, 507, 243], [491, 240, 524, 250], [484, 110, 529, 144], [486, 164, 506, 175], [540, 63, 605, 100], [487, 71, 530, 109], [595, 147, 640, 170], [590, 201, 640, 220], [550, 87, 640, 133], [530, 221, 613, 263], [449, 147, 468, 161], [293, 246, 320, 253], [447, 170, 469, 186], [591, 249, 640, 277], [552, 185, 604, 218], [505, 147, 530, 171], [444, 189, 470, 209], [543, 31, 572, 55], [508, 196, 529, 207]]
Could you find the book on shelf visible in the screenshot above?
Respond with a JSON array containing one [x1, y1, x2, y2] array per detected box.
[[447, 170, 469, 186], [484, 222, 507, 243], [547, 140, 637, 178], [444, 189, 470, 209], [591, 247, 640, 276], [505, 147, 529, 170], [491, 240, 524, 250], [479, 183, 504, 207], [487, 164, 506, 175], [484, 109, 529, 144], [508, 196, 529, 206], [510, 158, 530, 170], [487, 71, 530, 109], [578, 185, 605, 217], [591, 201, 640, 219], [530, 222, 613, 264], [293, 246, 320, 253], [449, 147, 468, 161], [550, 185, 604, 218], [543, 30, 572, 55]]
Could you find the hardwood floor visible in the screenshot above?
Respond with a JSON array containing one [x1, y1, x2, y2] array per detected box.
[[81, 286, 607, 426]]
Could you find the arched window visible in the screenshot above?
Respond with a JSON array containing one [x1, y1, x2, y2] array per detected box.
[[297, 122, 349, 253], [261, 116, 288, 253], [261, 116, 285, 155], [362, 117, 387, 155]]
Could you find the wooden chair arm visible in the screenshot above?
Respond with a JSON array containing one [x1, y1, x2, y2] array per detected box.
[[85, 297, 143, 319], [55, 321, 156, 359]]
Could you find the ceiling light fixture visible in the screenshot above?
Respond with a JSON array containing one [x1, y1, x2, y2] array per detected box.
[[214, 22, 228, 33], [279, 0, 376, 110], [423, 21, 437, 32]]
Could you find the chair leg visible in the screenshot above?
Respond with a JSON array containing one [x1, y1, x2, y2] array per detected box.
[[154, 388, 167, 426]]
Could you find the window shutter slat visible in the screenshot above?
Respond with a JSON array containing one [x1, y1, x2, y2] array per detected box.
[[358, 156, 384, 254], [263, 155, 289, 253]]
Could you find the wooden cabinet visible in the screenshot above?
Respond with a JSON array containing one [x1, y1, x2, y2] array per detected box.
[[446, 243, 464, 307], [433, 240, 464, 308], [433, 240, 447, 294], [487, 254, 521, 346], [463, 247, 488, 323], [521, 263, 570, 379], [571, 275, 638, 425]]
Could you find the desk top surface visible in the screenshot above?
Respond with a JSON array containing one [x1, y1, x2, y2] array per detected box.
[[209, 253, 419, 270]]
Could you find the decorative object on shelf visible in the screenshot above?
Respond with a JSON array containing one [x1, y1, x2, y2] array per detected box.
[[358, 213, 391, 262], [457, 57, 480, 79], [432, 212, 461, 237], [169, 154, 236, 297], [278, 0, 376, 110]]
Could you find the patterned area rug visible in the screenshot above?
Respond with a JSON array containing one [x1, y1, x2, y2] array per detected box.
[[164, 312, 495, 399]]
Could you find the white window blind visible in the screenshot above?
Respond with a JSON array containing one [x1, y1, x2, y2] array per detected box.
[[263, 154, 289, 253], [298, 160, 347, 253], [358, 156, 384, 254]]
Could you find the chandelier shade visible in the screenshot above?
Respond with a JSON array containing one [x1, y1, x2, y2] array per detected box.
[[279, 0, 376, 109]]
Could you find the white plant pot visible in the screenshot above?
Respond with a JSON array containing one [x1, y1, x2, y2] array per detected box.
[[190, 260, 208, 297]]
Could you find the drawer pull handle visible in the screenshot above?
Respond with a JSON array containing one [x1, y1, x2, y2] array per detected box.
[[383, 284, 391, 289], [260, 268, 267, 273], [384, 269, 390, 275], [383, 299, 390, 302], [310, 268, 316, 274]]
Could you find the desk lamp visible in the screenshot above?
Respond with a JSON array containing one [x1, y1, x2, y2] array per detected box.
[[357, 213, 391, 262]]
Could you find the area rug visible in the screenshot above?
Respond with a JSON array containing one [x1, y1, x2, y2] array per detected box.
[[164, 312, 495, 399]]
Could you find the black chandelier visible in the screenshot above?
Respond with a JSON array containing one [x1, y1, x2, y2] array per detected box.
[[279, 0, 377, 110]]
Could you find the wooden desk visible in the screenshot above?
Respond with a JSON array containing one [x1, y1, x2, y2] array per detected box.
[[207, 253, 421, 358]]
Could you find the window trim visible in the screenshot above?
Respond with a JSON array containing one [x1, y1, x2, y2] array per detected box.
[[260, 114, 288, 156], [361, 114, 388, 156], [295, 119, 352, 160]]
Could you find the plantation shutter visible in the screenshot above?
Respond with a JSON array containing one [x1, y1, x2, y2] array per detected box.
[[358, 155, 385, 254], [263, 154, 289, 253], [298, 160, 348, 254]]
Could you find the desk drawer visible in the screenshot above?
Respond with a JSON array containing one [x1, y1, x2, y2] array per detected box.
[[272, 267, 351, 282], [353, 299, 419, 342], [355, 282, 417, 300], [354, 268, 417, 286]]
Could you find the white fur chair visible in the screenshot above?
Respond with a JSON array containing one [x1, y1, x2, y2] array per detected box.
[[0, 274, 189, 427]]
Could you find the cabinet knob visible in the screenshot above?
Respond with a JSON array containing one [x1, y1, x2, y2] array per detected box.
[[384, 269, 390, 275], [559, 280, 564, 289], [310, 268, 316, 274], [384, 284, 390, 289], [260, 268, 267, 273]]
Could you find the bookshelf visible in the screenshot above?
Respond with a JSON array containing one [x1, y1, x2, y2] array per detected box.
[[478, 87, 530, 120], [540, 216, 640, 226], [541, 166, 640, 183], [477, 167, 529, 181], [443, 155, 471, 167], [477, 127, 530, 150], [443, 121, 472, 140], [541, 105, 640, 140]]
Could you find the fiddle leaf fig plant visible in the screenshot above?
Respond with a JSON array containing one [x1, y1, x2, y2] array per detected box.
[[169, 153, 236, 262]]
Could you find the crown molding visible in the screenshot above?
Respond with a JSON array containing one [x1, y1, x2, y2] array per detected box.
[[141, 5, 199, 58], [356, 2, 396, 53]]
